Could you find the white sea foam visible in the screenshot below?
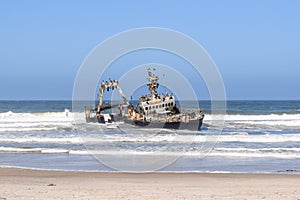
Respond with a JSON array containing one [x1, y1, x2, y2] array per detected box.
[[217, 134, 300, 143], [210, 147, 300, 159], [0, 147, 43, 153], [0, 111, 75, 122], [0, 146, 88, 154], [0, 137, 82, 144], [214, 147, 300, 153], [2, 146, 300, 159], [0, 131, 299, 144], [0, 122, 64, 128], [0, 127, 59, 132], [204, 113, 300, 127], [0, 111, 79, 132], [87, 148, 300, 159], [82, 133, 300, 143], [225, 114, 300, 121]]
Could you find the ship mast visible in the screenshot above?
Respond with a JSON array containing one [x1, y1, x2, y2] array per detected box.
[[147, 68, 159, 99]]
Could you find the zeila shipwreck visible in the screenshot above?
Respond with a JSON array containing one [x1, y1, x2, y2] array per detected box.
[[85, 68, 204, 131]]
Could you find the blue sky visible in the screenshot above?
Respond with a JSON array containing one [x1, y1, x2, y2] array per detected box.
[[0, 0, 299, 100]]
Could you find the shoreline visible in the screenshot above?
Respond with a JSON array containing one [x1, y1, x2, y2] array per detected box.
[[1, 167, 300, 200], [1, 164, 300, 174]]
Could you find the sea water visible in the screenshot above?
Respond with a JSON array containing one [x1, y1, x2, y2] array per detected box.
[[0, 100, 300, 173]]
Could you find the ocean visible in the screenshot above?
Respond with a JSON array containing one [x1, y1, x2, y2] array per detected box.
[[0, 100, 300, 173]]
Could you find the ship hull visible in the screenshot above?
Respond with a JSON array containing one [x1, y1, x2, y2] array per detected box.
[[123, 118, 203, 131], [86, 114, 204, 131]]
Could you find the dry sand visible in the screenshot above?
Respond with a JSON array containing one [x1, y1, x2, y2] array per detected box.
[[0, 167, 300, 200]]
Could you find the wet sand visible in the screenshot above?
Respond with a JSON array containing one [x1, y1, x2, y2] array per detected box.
[[0, 167, 300, 200]]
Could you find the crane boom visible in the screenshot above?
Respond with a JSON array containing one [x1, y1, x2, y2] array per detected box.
[[97, 80, 128, 113]]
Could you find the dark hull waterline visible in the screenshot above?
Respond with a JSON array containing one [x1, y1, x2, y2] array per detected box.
[[87, 115, 204, 131], [124, 118, 203, 131]]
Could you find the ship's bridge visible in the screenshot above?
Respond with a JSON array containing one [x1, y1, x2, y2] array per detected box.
[[139, 94, 176, 115]]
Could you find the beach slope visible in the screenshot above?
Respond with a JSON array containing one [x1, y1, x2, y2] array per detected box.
[[0, 167, 300, 200]]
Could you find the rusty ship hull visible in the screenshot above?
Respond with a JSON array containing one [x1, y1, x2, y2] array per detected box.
[[123, 117, 204, 131], [86, 113, 204, 131]]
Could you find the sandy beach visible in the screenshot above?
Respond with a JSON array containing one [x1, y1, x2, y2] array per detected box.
[[0, 167, 299, 200]]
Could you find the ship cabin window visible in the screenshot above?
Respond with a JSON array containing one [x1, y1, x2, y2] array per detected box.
[[145, 107, 148, 110], [168, 103, 171, 107], [171, 102, 174, 106], [156, 105, 158, 109], [149, 106, 151, 110], [159, 104, 161, 108], [152, 106, 155, 109], [162, 104, 165, 107]]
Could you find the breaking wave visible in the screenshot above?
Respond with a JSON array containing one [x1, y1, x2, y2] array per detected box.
[[0, 137, 82, 144], [1, 146, 300, 159], [205, 113, 300, 128], [0, 111, 79, 132]]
